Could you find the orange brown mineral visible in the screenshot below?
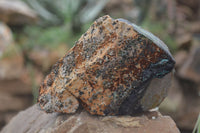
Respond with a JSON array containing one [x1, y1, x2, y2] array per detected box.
[[38, 15, 175, 116]]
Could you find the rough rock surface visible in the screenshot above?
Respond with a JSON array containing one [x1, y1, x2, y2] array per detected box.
[[38, 15, 175, 116], [0, 0, 37, 25], [1, 104, 180, 133]]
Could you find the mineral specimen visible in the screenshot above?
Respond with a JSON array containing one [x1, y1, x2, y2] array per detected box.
[[38, 15, 175, 116]]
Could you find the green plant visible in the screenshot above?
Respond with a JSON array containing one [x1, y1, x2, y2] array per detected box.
[[22, 24, 72, 49], [25, 0, 108, 28], [193, 113, 200, 133], [19, 0, 108, 52]]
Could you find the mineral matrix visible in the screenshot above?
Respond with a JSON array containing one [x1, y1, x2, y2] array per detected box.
[[38, 15, 175, 116]]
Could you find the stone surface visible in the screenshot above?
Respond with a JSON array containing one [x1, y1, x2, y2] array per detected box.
[[1, 104, 180, 133], [0, 0, 37, 25], [38, 15, 175, 116]]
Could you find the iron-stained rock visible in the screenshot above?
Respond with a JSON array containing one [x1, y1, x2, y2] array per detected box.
[[38, 15, 175, 116]]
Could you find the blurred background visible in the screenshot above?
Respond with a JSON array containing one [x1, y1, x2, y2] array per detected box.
[[0, 0, 199, 132]]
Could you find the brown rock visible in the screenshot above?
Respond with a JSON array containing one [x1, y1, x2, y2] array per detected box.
[[38, 15, 175, 116], [1, 104, 180, 133], [0, 0, 37, 25]]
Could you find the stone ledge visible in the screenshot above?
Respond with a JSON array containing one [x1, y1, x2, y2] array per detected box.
[[1, 104, 180, 133]]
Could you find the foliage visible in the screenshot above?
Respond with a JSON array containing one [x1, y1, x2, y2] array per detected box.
[[22, 24, 71, 49], [20, 0, 108, 51], [193, 114, 200, 133], [24, 0, 108, 27]]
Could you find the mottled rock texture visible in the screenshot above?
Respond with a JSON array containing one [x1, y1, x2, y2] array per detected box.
[[38, 15, 175, 115], [1, 104, 180, 133]]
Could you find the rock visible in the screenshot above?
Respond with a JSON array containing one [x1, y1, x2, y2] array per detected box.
[[38, 15, 175, 116], [141, 72, 173, 111], [0, 22, 13, 57], [0, 0, 37, 25], [1, 104, 180, 133]]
